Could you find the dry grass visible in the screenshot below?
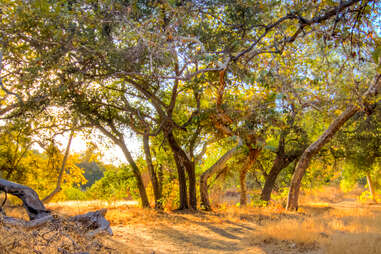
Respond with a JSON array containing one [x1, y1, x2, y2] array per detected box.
[[0, 213, 130, 254], [300, 185, 364, 204], [323, 232, 381, 254], [244, 207, 381, 253], [255, 218, 325, 244], [239, 186, 381, 254], [2, 186, 381, 254]]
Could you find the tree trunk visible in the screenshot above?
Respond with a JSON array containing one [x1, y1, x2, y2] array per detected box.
[[286, 75, 381, 210], [366, 173, 377, 203], [0, 179, 50, 220], [143, 133, 162, 209], [42, 130, 74, 203], [286, 106, 358, 210], [119, 141, 150, 208], [239, 172, 247, 206], [157, 164, 163, 196], [240, 149, 260, 207], [166, 131, 189, 209], [187, 162, 197, 210], [200, 145, 240, 211], [96, 125, 150, 208], [260, 157, 287, 202]]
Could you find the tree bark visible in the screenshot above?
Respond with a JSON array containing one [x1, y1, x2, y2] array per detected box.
[[286, 106, 358, 210], [166, 131, 191, 209], [157, 164, 163, 196], [240, 149, 260, 207], [0, 179, 50, 220], [200, 145, 240, 211], [287, 75, 381, 211], [260, 157, 287, 202], [143, 133, 162, 209], [187, 162, 197, 209], [260, 154, 300, 202], [366, 173, 377, 203], [0, 180, 112, 235], [119, 141, 150, 208], [42, 130, 74, 203], [1, 214, 53, 228], [71, 208, 113, 236], [97, 126, 150, 208]]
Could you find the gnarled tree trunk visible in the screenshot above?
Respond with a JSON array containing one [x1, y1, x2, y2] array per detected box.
[[287, 75, 381, 211], [0, 179, 50, 220], [260, 157, 287, 202], [260, 155, 300, 202], [166, 131, 196, 209], [287, 106, 358, 210], [0, 179, 112, 236], [200, 145, 241, 211], [240, 149, 260, 207]]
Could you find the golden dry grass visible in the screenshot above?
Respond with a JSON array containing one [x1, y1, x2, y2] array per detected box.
[[2, 186, 381, 254], [46, 200, 381, 254], [0, 213, 130, 254]]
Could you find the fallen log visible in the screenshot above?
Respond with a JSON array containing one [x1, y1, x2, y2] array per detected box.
[[0, 178, 112, 236], [0, 214, 53, 229], [72, 209, 113, 236], [0, 179, 50, 220]]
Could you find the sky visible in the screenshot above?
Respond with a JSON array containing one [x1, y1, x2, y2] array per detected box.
[[54, 130, 142, 166]]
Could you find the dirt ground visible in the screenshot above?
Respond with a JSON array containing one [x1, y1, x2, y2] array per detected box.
[[110, 211, 320, 254], [45, 198, 381, 254], [3, 187, 381, 254]]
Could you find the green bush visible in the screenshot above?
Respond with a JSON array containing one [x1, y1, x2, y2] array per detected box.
[[86, 164, 138, 201], [63, 186, 89, 201]]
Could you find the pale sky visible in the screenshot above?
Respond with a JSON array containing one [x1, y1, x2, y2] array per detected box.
[[52, 130, 142, 166]]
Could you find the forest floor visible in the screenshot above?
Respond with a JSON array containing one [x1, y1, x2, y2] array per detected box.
[[3, 186, 381, 254], [44, 186, 381, 254]]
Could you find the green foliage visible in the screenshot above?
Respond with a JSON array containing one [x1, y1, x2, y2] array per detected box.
[[87, 164, 138, 201], [336, 105, 381, 190], [63, 186, 89, 201], [78, 161, 104, 189], [0, 124, 86, 201], [0, 0, 380, 209]]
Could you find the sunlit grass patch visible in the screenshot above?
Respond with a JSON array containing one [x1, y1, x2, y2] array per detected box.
[[253, 218, 325, 245], [323, 232, 381, 254]]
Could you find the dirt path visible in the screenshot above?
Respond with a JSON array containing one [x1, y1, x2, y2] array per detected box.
[[109, 210, 322, 254], [112, 220, 263, 254], [45, 199, 381, 254]]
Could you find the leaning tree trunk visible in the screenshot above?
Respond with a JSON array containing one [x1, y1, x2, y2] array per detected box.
[[287, 75, 381, 211], [260, 154, 301, 202], [200, 145, 241, 211], [366, 173, 377, 203], [261, 157, 288, 202], [0, 179, 50, 220], [240, 149, 260, 207], [287, 106, 358, 210], [42, 130, 74, 203], [119, 141, 150, 208], [143, 133, 162, 209], [166, 131, 194, 209], [97, 125, 150, 208]]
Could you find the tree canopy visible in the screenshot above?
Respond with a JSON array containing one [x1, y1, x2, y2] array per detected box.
[[0, 0, 380, 210]]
